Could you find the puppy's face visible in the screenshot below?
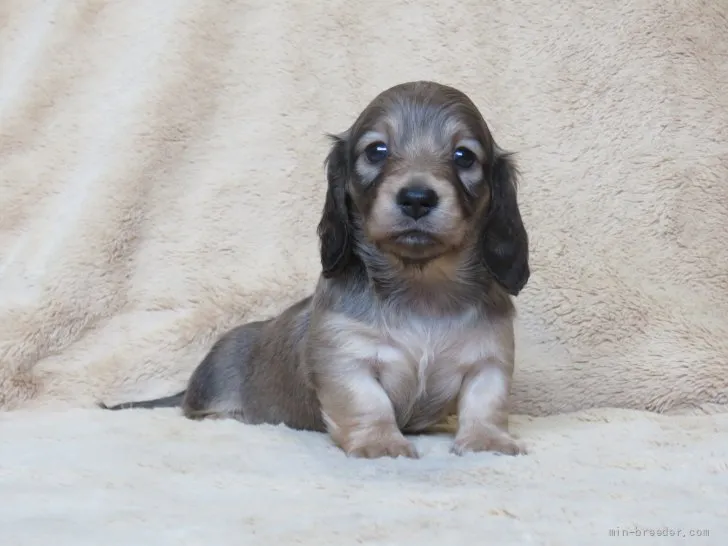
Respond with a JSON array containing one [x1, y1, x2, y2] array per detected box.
[[346, 87, 492, 262], [319, 81, 530, 296]]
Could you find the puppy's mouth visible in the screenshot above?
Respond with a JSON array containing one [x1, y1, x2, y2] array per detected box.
[[391, 230, 439, 247], [381, 229, 445, 261]]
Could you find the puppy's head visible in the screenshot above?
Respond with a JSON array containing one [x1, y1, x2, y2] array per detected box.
[[318, 81, 530, 296]]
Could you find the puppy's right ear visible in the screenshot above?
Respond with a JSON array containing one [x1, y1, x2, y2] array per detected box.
[[317, 133, 353, 278]]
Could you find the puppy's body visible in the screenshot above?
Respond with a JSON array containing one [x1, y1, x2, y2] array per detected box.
[[182, 297, 324, 431], [103, 81, 531, 459]]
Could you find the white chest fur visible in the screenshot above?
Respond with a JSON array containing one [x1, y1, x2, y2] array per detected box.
[[325, 308, 508, 428]]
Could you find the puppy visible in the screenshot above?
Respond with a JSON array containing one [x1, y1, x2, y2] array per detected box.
[[102, 80, 531, 459]]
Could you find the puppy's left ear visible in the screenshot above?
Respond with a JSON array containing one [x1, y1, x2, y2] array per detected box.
[[479, 150, 530, 296]]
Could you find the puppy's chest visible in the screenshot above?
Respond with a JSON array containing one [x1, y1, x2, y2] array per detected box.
[[323, 310, 498, 391], [372, 313, 492, 391], [378, 321, 466, 368]]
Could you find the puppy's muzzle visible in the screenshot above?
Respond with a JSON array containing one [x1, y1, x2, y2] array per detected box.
[[396, 185, 439, 220], [389, 184, 443, 254]]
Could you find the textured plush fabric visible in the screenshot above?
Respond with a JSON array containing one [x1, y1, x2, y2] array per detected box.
[[1, 0, 727, 542], [1, 407, 726, 545], [1, 0, 727, 414]]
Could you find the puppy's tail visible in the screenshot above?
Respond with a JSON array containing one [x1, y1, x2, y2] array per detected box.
[[97, 390, 186, 411]]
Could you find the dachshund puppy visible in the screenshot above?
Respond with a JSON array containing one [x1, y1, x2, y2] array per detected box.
[[102, 80, 530, 459]]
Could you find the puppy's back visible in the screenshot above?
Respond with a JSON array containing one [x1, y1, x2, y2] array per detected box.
[[184, 296, 324, 431]]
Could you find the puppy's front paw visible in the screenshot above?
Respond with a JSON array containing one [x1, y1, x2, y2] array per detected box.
[[346, 433, 420, 459], [451, 427, 526, 456]]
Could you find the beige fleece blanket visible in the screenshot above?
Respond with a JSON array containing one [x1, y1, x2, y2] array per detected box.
[[1, 0, 727, 543]]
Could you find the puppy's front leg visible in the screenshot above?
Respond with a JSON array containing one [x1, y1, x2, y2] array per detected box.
[[451, 363, 526, 456], [317, 369, 419, 459]]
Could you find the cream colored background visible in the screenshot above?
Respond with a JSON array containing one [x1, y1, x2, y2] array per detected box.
[[1, 1, 726, 543], [2, 0, 726, 415]]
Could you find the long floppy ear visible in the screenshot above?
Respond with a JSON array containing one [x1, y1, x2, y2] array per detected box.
[[317, 133, 354, 278], [479, 149, 530, 296]]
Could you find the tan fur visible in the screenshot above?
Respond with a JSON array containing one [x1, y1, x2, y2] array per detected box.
[[366, 171, 465, 248]]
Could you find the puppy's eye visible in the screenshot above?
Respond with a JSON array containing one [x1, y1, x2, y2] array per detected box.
[[453, 147, 476, 169], [364, 142, 388, 164]]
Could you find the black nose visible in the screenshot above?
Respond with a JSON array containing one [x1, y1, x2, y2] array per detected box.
[[396, 186, 439, 220]]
